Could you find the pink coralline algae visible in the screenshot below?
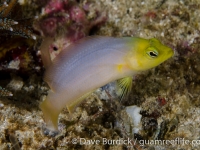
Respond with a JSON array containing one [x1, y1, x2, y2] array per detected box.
[[44, 0, 67, 15], [34, 0, 106, 60]]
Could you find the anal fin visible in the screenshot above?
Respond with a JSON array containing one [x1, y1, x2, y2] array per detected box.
[[67, 92, 93, 114]]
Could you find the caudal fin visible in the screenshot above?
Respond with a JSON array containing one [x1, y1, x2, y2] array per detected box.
[[40, 97, 60, 131]]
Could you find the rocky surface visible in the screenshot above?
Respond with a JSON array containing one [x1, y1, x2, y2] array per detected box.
[[0, 0, 200, 149]]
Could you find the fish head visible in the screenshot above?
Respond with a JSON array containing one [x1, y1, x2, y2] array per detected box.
[[126, 37, 174, 71]]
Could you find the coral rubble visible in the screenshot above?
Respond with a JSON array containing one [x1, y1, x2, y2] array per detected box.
[[0, 0, 36, 39], [1, 0, 200, 150]]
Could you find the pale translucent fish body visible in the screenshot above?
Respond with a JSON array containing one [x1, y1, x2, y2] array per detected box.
[[40, 36, 174, 131]]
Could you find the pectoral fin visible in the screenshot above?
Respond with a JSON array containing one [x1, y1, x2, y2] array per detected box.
[[116, 77, 133, 101]]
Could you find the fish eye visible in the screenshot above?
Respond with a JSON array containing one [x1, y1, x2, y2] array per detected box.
[[149, 51, 158, 57], [53, 46, 58, 51], [146, 49, 159, 58]]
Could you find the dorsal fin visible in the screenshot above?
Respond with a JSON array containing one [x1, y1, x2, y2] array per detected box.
[[40, 37, 53, 69]]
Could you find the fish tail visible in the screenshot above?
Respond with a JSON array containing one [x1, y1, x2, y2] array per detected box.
[[40, 96, 60, 131]]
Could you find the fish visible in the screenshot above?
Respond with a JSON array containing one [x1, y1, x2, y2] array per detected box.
[[39, 36, 174, 131]]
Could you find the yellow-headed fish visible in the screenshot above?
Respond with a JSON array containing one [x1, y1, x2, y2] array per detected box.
[[40, 36, 174, 131]]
